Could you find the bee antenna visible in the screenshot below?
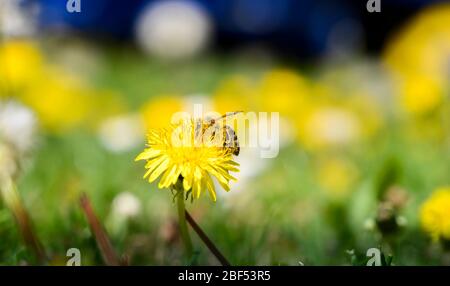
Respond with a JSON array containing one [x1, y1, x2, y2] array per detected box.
[[219, 111, 243, 119]]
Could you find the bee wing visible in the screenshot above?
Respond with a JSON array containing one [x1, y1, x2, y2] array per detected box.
[[223, 125, 239, 147], [222, 125, 240, 155], [212, 111, 243, 125]]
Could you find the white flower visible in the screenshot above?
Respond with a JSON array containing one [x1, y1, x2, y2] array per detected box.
[[0, 101, 37, 178], [134, 0, 212, 60], [98, 114, 144, 152], [0, 0, 37, 37], [111, 192, 142, 218], [305, 108, 361, 146], [0, 101, 37, 155]]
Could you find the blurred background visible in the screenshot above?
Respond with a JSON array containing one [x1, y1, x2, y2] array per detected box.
[[0, 0, 449, 265]]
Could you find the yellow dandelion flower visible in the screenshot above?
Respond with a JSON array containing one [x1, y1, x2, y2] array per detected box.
[[383, 3, 450, 116], [420, 187, 450, 242], [384, 3, 450, 81], [315, 157, 358, 198], [135, 119, 240, 202], [0, 40, 44, 93], [20, 69, 93, 133], [258, 69, 310, 118], [212, 75, 254, 114], [398, 74, 443, 115]]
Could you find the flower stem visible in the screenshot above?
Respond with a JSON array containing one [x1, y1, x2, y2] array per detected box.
[[80, 193, 121, 266], [185, 210, 231, 266], [176, 190, 194, 261], [0, 176, 47, 264]]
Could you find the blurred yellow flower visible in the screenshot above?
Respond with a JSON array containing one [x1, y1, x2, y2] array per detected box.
[[399, 74, 443, 115], [384, 3, 450, 115], [20, 69, 93, 133], [212, 75, 254, 114], [135, 119, 240, 201], [0, 40, 43, 94], [141, 95, 184, 130], [0, 40, 121, 134], [213, 70, 311, 146], [316, 157, 358, 198], [384, 3, 450, 79], [420, 187, 450, 242], [258, 69, 310, 117]]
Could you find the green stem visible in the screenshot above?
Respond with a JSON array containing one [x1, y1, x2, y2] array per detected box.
[[176, 190, 194, 261], [0, 176, 46, 264]]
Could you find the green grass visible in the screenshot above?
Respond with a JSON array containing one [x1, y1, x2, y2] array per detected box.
[[1, 45, 449, 266]]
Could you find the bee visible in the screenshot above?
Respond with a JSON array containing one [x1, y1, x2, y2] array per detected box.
[[194, 111, 241, 156]]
